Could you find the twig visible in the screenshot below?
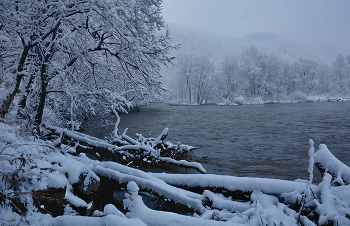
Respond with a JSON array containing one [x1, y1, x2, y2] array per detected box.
[[310, 187, 317, 199]]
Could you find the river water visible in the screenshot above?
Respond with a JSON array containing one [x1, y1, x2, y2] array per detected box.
[[84, 101, 350, 182]]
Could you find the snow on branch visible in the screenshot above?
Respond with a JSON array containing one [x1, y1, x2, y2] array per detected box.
[[43, 123, 116, 149], [158, 157, 206, 174], [42, 123, 205, 174], [151, 173, 313, 195], [314, 144, 350, 185]]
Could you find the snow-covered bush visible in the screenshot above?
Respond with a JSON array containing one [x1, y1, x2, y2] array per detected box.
[[234, 95, 246, 105]]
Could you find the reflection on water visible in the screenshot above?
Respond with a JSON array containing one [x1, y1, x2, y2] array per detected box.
[[83, 102, 350, 182]]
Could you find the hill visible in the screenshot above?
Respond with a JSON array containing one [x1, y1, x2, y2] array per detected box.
[[167, 23, 339, 64]]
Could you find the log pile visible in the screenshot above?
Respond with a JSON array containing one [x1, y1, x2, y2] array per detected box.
[[40, 124, 205, 173]]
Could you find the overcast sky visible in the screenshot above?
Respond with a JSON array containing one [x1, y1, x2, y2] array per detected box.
[[162, 0, 350, 52]]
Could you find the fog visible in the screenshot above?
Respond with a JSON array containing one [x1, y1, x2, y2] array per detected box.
[[162, 0, 350, 55]]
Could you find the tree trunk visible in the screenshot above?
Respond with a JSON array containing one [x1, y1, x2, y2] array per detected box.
[[34, 25, 59, 133], [17, 74, 35, 118], [0, 45, 31, 118], [34, 62, 48, 133], [187, 79, 191, 104]]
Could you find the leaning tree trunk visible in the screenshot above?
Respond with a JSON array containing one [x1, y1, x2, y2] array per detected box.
[[1, 21, 62, 120], [0, 44, 32, 118]]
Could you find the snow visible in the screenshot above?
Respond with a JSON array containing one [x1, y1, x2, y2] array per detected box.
[[43, 124, 116, 149], [52, 215, 147, 226], [312, 173, 350, 225], [314, 143, 350, 184], [0, 205, 53, 226], [300, 216, 318, 226], [103, 204, 126, 218], [202, 190, 251, 213], [44, 124, 205, 173], [92, 165, 203, 211], [0, 35, 11, 42], [152, 127, 169, 146], [305, 139, 315, 203], [123, 182, 246, 226], [46, 170, 69, 189], [2, 121, 350, 225], [0, 88, 9, 100], [65, 190, 88, 208], [158, 156, 207, 174], [151, 173, 313, 195], [39, 151, 100, 189], [308, 139, 315, 184]]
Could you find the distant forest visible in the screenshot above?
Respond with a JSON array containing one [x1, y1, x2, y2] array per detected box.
[[166, 46, 350, 105], [163, 25, 350, 105]]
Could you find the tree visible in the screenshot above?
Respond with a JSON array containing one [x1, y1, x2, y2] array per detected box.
[[239, 46, 263, 98], [317, 64, 331, 95], [176, 54, 194, 103], [332, 54, 349, 95], [274, 61, 290, 101], [0, 0, 177, 132], [221, 55, 238, 101], [193, 55, 213, 104], [258, 53, 281, 100], [175, 54, 213, 104], [291, 58, 319, 96], [0, 0, 60, 118]]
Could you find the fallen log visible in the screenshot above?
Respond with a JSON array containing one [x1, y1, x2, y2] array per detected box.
[[314, 144, 350, 185], [41, 123, 205, 174], [150, 173, 314, 197]]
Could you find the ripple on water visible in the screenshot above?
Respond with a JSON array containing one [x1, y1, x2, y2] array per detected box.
[[83, 102, 350, 182]]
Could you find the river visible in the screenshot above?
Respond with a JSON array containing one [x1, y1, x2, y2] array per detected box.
[[84, 101, 350, 182]]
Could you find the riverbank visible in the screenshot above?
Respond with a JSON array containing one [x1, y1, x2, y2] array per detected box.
[[166, 95, 350, 106], [2, 120, 350, 225]]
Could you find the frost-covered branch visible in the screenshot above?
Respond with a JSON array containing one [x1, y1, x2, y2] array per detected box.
[[42, 123, 205, 174]]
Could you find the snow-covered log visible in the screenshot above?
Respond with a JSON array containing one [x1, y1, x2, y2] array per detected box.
[[151, 173, 315, 196], [152, 128, 169, 147], [314, 144, 350, 185], [73, 155, 204, 211], [158, 157, 206, 174], [41, 123, 204, 174], [123, 181, 247, 226]]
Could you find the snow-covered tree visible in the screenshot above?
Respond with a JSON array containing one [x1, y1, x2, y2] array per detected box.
[[175, 54, 194, 103], [258, 53, 281, 100], [0, 0, 177, 131], [193, 55, 214, 104], [220, 55, 238, 101], [239, 46, 264, 98], [175, 54, 214, 104], [332, 54, 349, 95], [292, 58, 319, 96]]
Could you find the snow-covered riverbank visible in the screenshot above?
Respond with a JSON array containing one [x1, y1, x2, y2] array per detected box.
[[167, 95, 350, 106], [1, 121, 350, 225]]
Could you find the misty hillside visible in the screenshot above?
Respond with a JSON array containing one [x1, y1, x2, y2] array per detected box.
[[161, 23, 350, 105], [167, 23, 338, 64]]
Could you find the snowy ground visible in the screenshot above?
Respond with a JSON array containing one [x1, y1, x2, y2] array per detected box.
[[1, 122, 350, 225]]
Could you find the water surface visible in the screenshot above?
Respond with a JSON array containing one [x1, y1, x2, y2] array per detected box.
[[84, 102, 350, 182]]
